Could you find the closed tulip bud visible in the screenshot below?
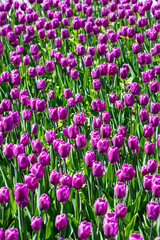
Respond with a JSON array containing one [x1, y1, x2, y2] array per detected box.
[[76, 134, 86, 149], [28, 67, 37, 78], [78, 221, 91, 240], [112, 134, 124, 148], [108, 64, 117, 76], [124, 92, 134, 107], [128, 135, 138, 151], [30, 163, 44, 180], [55, 214, 67, 231], [139, 94, 149, 106], [58, 142, 70, 158], [5, 228, 18, 240], [92, 161, 104, 177], [117, 126, 127, 138], [138, 52, 146, 65], [72, 173, 85, 190], [0, 187, 10, 204], [68, 97, 75, 108], [149, 81, 159, 93], [36, 99, 46, 113], [56, 185, 70, 202], [152, 182, 160, 198], [39, 194, 50, 210], [20, 133, 29, 147], [17, 153, 29, 170], [73, 113, 85, 126], [93, 198, 108, 216], [91, 135, 100, 150], [10, 88, 19, 100], [1, 99, 12, 112], [36, 65, 45, 76], [14, 183, 28, 206], [84, 55, 93, 68], [31, 216, 42, 232], [103, 221, 118, 238], [146, 201, 160, 221], [63, 89, 71, 99], [122, 164, 135, 181], [141, 165, 148, 176], [101, 124, 111, 139], [130, 82, 140, 95], [92, 79, 101, 91], [139, 109, 149, 123], [143, 175, 153, 191], [91, 68, 100, 79], [107, 146, 119, 164], [151, 102, 160, 114], [114, 182, 126, 199], [143, 124, 154, 139], [32, 139, 42, 154], [1, 71, 10, 83], [120, 67, 128, 79], [132, 43, 140, 54], [58, 106, 68, 121], [144, 141, 154, 155], [68, 125, 79, 139], [60, 174, 72, 188], [24, 173, 38, 190], [13, 144, 25, 158], [97, 139, 109, 154], [116, 169, 125, 182], [3, 144, 13, 159], [84, 151, 95, 168], [38, 151, 50, 166], [22, 109, 31, 122], [93, 117, 103, 129], [30, 44, 38, 56], [49, 170, 60, 186], [109, 93, 117, 104], [45, 130, 56, 144], [31, 123, 37, 135], [129, 233, 143, 240], [45, 60, 54, 73], [106, 52, 114, 63], [147, 159, 158, 174], [115, 203, 127, 218], [75, 93, 83, 103]]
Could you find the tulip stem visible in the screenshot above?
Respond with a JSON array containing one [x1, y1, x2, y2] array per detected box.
[[77, 190, 79, 223], [112, 77, 114, 92], [91, 170, 93, 205], [157, 198, 159, 204], [33, 78, 37, 98], [64, 158, 67, 174], [54, 186, 57, 209], [154, 129, 156, 157], [2, 204, 5, 229], [149, 221, 154, 240], [59, 231, 62, 238], [113, 164, 115, 186], [129, 181, 132, 205], [45, 210, 48, 224], [10, 159, 12, 185], [32, 190, 34, 215], [21, 204, 24, 240], [121, 219, 125, 240], [136, 96, 139, 122], [97, 178, 101, 197], [97, 217, 101, 236], [50, 73, 54, 89], [129, 107, 132, 134], [148, 192, 150, 202], [102, 154, 104, 166], [59, 156, 63, 175]]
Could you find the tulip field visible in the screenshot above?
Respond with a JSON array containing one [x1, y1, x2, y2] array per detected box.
[[0, 0, 160, 239]]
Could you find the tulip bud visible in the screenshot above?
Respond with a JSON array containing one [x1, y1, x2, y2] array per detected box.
[[78, 221, 91, 240], [39, 193, 50, 210], [55, 214, 67, 231], [92, 161, 104, 177], [60, 174, 72, 188], [31, 216, 42, 232], [115, 203, 127, 218], [93, 198, 108, 216], [72, 173, 85, 190], [107, 146, 119, 164], [0, 187, 10, 204], [56, 185, 70, 203], [114, 182, 126, 199], [146, 201, 160, 221]]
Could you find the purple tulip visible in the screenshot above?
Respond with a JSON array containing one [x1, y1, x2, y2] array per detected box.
[[78, 221, 91, 240], [93, 198, 108, 216]]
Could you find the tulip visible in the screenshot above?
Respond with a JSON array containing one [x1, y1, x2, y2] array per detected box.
[[78, 221, 91, 240], [129, 233, 143, 240], [31, 216, 42, 232], [55, 214, 67, 235], [147, 201, 160, 240], [56, 185, 70, 203], [114, 182, 126, 199], [5, 228, 18, 240]]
